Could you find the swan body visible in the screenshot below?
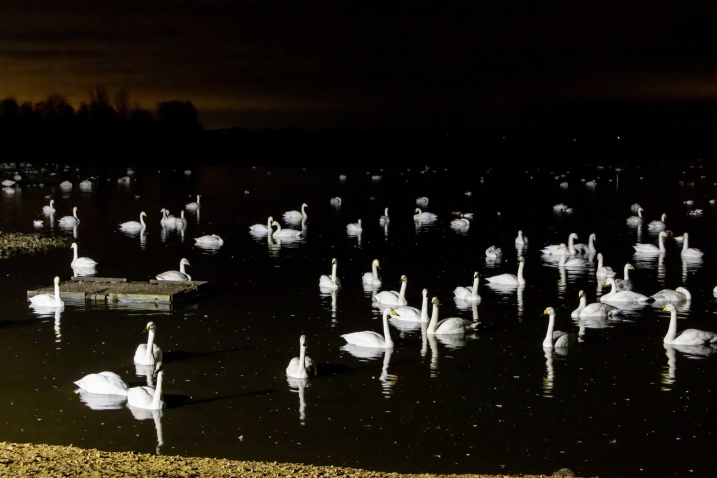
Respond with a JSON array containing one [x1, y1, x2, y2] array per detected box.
[[29, 276, 64, 307], [558, 244, 588, 268], [414, 208, 437, 221], [595, 253, 615, 278], [515, 230, 528, 246], [42, 199, 55, 213], [272, 221, 302, 238], [651, 287, 691, 304], [160, 208, 175, 226], [416, 197, 429, 206], [174, 210, 187, 227], [284, 203, 308, 219], [427, 298, 477, 335], [453, 272, 481, 302], [156, 258, 191, 281], [571, 291, 617, 318], [120, 211, 147, 230], [450, 218, 470, 229], [615, 263, 634, 291], [347, 219, 362, 232], [681, 233, 704, 258], [250, 216, 274, 232], [648, 213, 666, 231], [127, 370, 165, 410], [634, 231, 667, 254], [70, 243, 97, 268], [319, 258, 340, 289], [626, 207, 644, 225], [379, 208, 389, 225], [663, 304, 717, 345], [486, 258, 525, 285], [195, 234, 223, 245], [486, 246, 502, 260], [330, 197, 341, 206], [286, 335, 318, 379], [74, 372, 128, 396], [342, 308, 398, 348], [601, 278, 653, 304], [58, 207, 79, 225], [394, 288, 429, 322], [543, 307, 575, 348], [630, 203, 642, 213], [553, 203, 568, 212], [362, 259, 381, 286], [374, 275, 408, 306], [186, 195, 201, 210], [134, 322, 163, 366], [542, 233, 578, 255]]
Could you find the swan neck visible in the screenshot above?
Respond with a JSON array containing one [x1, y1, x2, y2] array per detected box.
[[659, 233, 665, 252], [331, 262, 337, 281], [146, 329, 156, 361], [301, 204, 306, 216], [73, 208, 78, 219], [372, 261, 378, 279], [421, 294, 429, 321], [179, 261, 186, 275], [683, 235, 688, 251], [517, 261, 525, 283], [298, 343, 307, 377], [543, 314, 555, 347], [398, 280, 407, 302], [382, 309, 393, 347], [54, 282, 61, 304], [152, 372, 163, 407], [427, 303, 439, 334], [472, 277, 479, 297], [578, 295, 586, 311], [605, 279, 615, 295], [73, 247, 78, 262], [140, 214, 146, 227], [624, 265, 630, 279], [665, 310, 678, 343], [597, 255, 603, 269]]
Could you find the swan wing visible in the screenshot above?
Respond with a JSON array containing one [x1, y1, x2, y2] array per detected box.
[[374, 291, 400, 304], [392, 306, 422, 321], [127, 385, 155, 408], [674, 329, 717, 345], [304, 356, 318, 376], [342, 331, 387, 348], [580, 303, 616, 317], [485, 274, 518, 284], [434, 318, 473, 335], [74, 372, 128, 395], [553, 331, 575, 347], [453, 286, 472, 299], [156, 271, 189, 281]]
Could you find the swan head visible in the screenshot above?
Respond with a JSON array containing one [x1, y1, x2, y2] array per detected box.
[[627, 263, 634, 270], [431, 297, 440, 305], [50, 199, 54, 205], [415, 208, 421, 214], [70, 243, 77, 250], [578, 290, 584, 298], [570, 233, 579, 240], [638, 207, 644, 212], [300, 335, 306, 345], [517, 230, 523, 236], [518, 257, 524, 263], [422, 288, 428, 297], [590, 233, 596, 240], [180, 258, 190, 266], [267, 216, 273, 222], [663, 304, 676, 313], [543, 307, 555, 315], [141, 211, 147, 217], [596, 252, 603, 260], [73, 207, 78, 213], [271, 221, 279, 227], [374, 259, 380, 268], [400, 275, 407, 282], [331, 258, 337, 264], [473, 271, 478, 278], [662, 213, 666, 221], [145, 321, 156, 332], [302, 203, 308, 208], [390, 308, 399, 317], [54, 276, 60, 285]]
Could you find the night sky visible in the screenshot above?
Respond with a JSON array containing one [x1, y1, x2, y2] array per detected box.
[[2, 1, 717, 130]]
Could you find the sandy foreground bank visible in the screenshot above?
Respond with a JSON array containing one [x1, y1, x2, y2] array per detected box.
[[0, 442, 581, 478]]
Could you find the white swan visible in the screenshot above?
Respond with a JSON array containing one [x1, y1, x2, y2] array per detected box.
[[319, 258, 340, 289], [286, 335, 318, 379], [414, 208, 437, 221], [70, 243, 97, 268], [284, 203, 308, 219], [342, 308, 398, 348], [651, 287, 691, 304], [250, 216, 274, 233], [571, 290, 617, 318], [160, 208, 175, 226], [174, 210, 187, 228], [374, 275, 408, 306], [42, 199, 55, 214], [450, 218, 470, 229], [634, 231, 667, 254], [553, 203, 568, 212], [195, 234, 223, 245], [127, 369, 165, 410], [542, 307, 575, 348], [29, 276, 64, 307], [362, 259, 381, 286], [542, 233, 578, 255], [515, 230, 528, 246], [330, 197, 341, 206], [626, 207, 644, 225], [595, 253, 615, 278], [427, 298, 478, 335], [272, 221, 302, 238], [648, 213, 666, 231], [120, 211, 147, 230], [58, 207, 79, 225], [379, 208, 390, 225], [74, 372, 128, 396], [453, 272, 481, 302], [681, 233, 704, 258], [347, 219, 362, 232], [601, 278, 653, 304], [574, 233, 596, 254], [186, 194, 201, 210], [486, 246, 502, 260], [615, 263, 634, 291], [662, 304, 717, 345], [416, 197, 429, 207], [558, 244, 588, 268], [630, 203, 641, 213], [486, 257, 525, 285], [134, 322, 163, 366], [393, 288, 429, 322], [156, 258, 191, 281]]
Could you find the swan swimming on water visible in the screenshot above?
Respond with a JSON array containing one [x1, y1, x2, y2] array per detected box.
[[58, 207, 80, 225], [379, 208, 389, 225], [160, 208, 175, 226], [362, 259, 381, 286], [42, 199, 55, 214], [347, 219, 362, 232], [156, 258, 191, 281], [486, 257, 525, 286], [601, 278, 653, 304], [120, 211, 147, 230], [195, 234, 223, 245], [284, 203, 308, 219], [319, 258, 340, 289], [515, 230, 528, 246], [29, 276, 64, 308], [558, 244, 588, 269], [374, 275, 408, 306], [681, 233, 704, 258], [185, 195, 201, 210], [453, 272, 481, 302], [286, 335, 318, 379], [574, 233, 596, 254], [128, 369, 165, 410], [542, 233, 578, 255], [626, 207, 644, 225], [250, 216, 274, 233], [571, 290, 617, 318], [485, 246, 502, 260], [662, 304, 717, 346], [648, 213, 667, 231], [595, 253, 615, 278], [70, 243, 97, 268], [651, 287, 691, 304], [450, 218, 470, 229], [414, 208, 437, 221], [271, 221, 302, 238], [393, 288, 429, 322], [542, 307, 575, 348], [74, 372, 128, 396], [427, 298, 478, 335], [342, 308, 399, 348], [134, 322, 163, 366], [634, 231, 667, 254], [615, 263, 634, 291]]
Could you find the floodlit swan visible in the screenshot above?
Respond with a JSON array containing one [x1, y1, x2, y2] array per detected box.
[[342, 308, 398, 348], [42, 199, 55, 214], [160, 208, 175, 226], [553, 203, 568, 212], [571, 290, 617, 318], [319, 258, 340, 289], [595, 253, 615, 278], [134, 322, 163, 366], [58, 207, 80, 225], [626, 207, 644, 225], [681, 233, 704, 258], [284, 203, 308, 219], [486, 246, 502, 260], [74, 372, 128, 396], [427, 298, 478, 335], [195, 234, 223, 245], [127, 370, 165, 410], [515, 230, 528, 246], [542, 233, 578, 255], [414, 208, 437, 221], [662, 304, 717, 345], [347, 219, 362, 232], [250, 216, 274, 233], [574, 233, 596, 254], [374, 275, 408, 306], [394, 288, 429, 322], [120, 211, 147, 230], [558, 244, 588, 268], [630, 203, 642, 213], [29, 276, 64, 307], [174, 210, 187, 228], [379, 208, 389, 225], [272, 221, 302, 238], [450, 218, 470, 229], [651, 287, 692, 304], [416, 196, 429, 207], [186, 194, 201, 210], [486, 257, 525, 285], [70, 243, 97, 268], [362, 259, 381, 286], [330, 197, 341, 206], [615, 263, 634, 291], [156, 258, 191, 281], [542, 307, 575, 348], [601, 278, 653, 304], [453, 272, 481, 302], [634, 231, 667, 254], [286, 335, 318, 379], [648, 213, 667, 231]]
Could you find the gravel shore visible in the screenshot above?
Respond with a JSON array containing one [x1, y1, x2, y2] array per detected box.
[[0, 442, 577, 478]]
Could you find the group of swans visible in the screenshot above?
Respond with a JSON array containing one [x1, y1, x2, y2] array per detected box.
[[160, 208, 187, 228], [249, 216, 302, 238]]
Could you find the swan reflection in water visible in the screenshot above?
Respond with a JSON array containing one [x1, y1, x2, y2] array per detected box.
[[31, 307, 64, 344], [319, 288, 338, 322], [341, 344, 396, 398], [287, 378, 309, 423], [76, 389, 127, 410], [682, 256, 703, 283], [662, 343, 717, 389], [128, 406, 164, 455], [543, 347, 569, 397]]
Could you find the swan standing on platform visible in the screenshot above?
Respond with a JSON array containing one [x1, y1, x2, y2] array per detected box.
[[42, 199, 55, 214], [320, 258, 340, 289], [615, 264, 635, 291], [571, 290, 617, 318], [286, 335, 318, 378], [284, 203, 308, 220], [195, 234, 223, 245], [601, 278, 653, 304], [595, 253, 615, 278], [651, 287, 692, 304], [29, 276, 64, 308], [379, 208, 390, 225], [134, 322, 163, 366], [662, 304, 717, 345], [70, 243, 97, 268], [543, 307, 575, 348], [128, 369, 165, 410], [271, 221, 302, 238], [347, 219, 362, 232], [58, 207, 80, 225], [515, 230, 528, 246], [120, 211, 147, 230], [362, 259, 381, 286], [626, 207, 644, 225], [186, 195, 201, 210], [681, 233, 704, 258], [648, 213, 667, 231], [394, 288, 429, 322], [374, 275, 408, 306], [74, 372, 128, 396], [414, 208, 437, 221], [342, 308, 399, 348], [486, 257, 525, 285], [250, 216, 274, 233], [454, 272, 481, 302], [634, 231, 667, 254], [542, 233, 578, 255], [427, 298, 478, 335], [156, 258, 191, 281]]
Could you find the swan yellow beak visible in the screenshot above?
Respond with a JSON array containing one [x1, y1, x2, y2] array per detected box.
[[578, 291, 584, 298], [543, 308, 549, 314], [391, 309, 399, 316], [604, 281, 609, 286], [376, 261, 380, 268], [145, 324, 150, 331], [662, 306, 670, 312]]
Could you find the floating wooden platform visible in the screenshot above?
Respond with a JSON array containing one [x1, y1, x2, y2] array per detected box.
[[27, 277, 207, 304]]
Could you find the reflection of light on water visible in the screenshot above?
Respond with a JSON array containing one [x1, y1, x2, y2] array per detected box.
[[128, 407, 164, 455], [341, 344, 396, 397], [682, 257, 703, 283], [319, 289, 338, 321]]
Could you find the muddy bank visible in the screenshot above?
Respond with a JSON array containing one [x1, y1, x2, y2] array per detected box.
[[0, 232, 70, 257], [0, 442, 579, 478]]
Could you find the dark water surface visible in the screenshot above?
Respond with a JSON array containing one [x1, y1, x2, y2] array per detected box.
[[1, 162, 717, 476]]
